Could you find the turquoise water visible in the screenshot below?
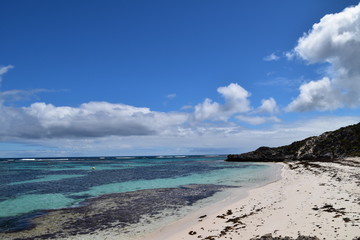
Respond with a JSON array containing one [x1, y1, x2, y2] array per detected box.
[[8, 174, 86, 185], [0, 156, 280, 222], [0, 194, 75, 218], [72, 164, 274, 197]]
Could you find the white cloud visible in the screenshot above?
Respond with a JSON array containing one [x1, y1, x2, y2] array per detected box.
[[193, 84, 280, 125], [263, 53, 280, 61], [257, 97, 278, 114], [166, 93, 176, 99], [286, 77, 342, 111], [0, 89, 49, 103], [4, 115, 358, 157], [287, 3, 360, 111], [0, 65, 14, 76], [194, 98, 223, 121], [194, 83, 251, 121], [236, 115, 280, 125], [0, 101, 188, 139], [0, 80, 279, 143], [181, 105, 193, 110], [0, 65, 14, 86], [218, 83, 251, 112], [285, 51, 295, 60]]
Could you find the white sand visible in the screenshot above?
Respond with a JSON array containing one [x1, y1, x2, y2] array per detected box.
[[142, 159, 360, 240]]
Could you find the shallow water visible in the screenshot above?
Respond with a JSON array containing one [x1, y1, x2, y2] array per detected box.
[[0, 155, 280, 235]]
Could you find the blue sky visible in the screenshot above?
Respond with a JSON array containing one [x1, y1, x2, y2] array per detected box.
[[1, 0, 360, 157]]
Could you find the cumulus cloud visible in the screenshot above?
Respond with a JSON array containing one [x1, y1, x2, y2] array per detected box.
[[287, 3, 360, 111], [0, 101, 188, 140], [3, 115, 358, 157], [0, 76, 279, 143], [194, 83, 251, 121], [193, 83, 281, 125], [257, 97, 278, 114], [286, 77, 342, 111], [194, 98, 222, 121]]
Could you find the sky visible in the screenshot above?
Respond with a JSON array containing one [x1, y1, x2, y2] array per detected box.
[[1, 0, 360, 157]]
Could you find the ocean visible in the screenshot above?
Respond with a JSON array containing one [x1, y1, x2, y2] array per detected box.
[[0, 155, 281, 239]]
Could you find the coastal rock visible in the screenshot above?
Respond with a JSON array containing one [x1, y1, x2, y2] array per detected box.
[[227, 122, 360, 162]]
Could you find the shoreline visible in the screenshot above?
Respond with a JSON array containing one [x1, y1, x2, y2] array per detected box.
[[140, 162, 283, 240], [68, 162, 282, 240], [141, 158, 360, 240], [60, 162, 282, 240]]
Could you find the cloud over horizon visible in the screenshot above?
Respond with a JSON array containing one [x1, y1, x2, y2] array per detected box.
[[0, 81, 281, 142], [287, 3, 360, 112], [0, 101, 189, 140]]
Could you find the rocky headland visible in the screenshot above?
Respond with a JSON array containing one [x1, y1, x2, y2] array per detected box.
[[227, 122, 360, 162]]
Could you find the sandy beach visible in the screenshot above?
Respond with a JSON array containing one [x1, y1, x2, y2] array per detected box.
[[142, 158, 360, 240]]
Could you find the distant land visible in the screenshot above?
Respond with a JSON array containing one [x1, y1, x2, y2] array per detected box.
[[227, 122, 360, 162]]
